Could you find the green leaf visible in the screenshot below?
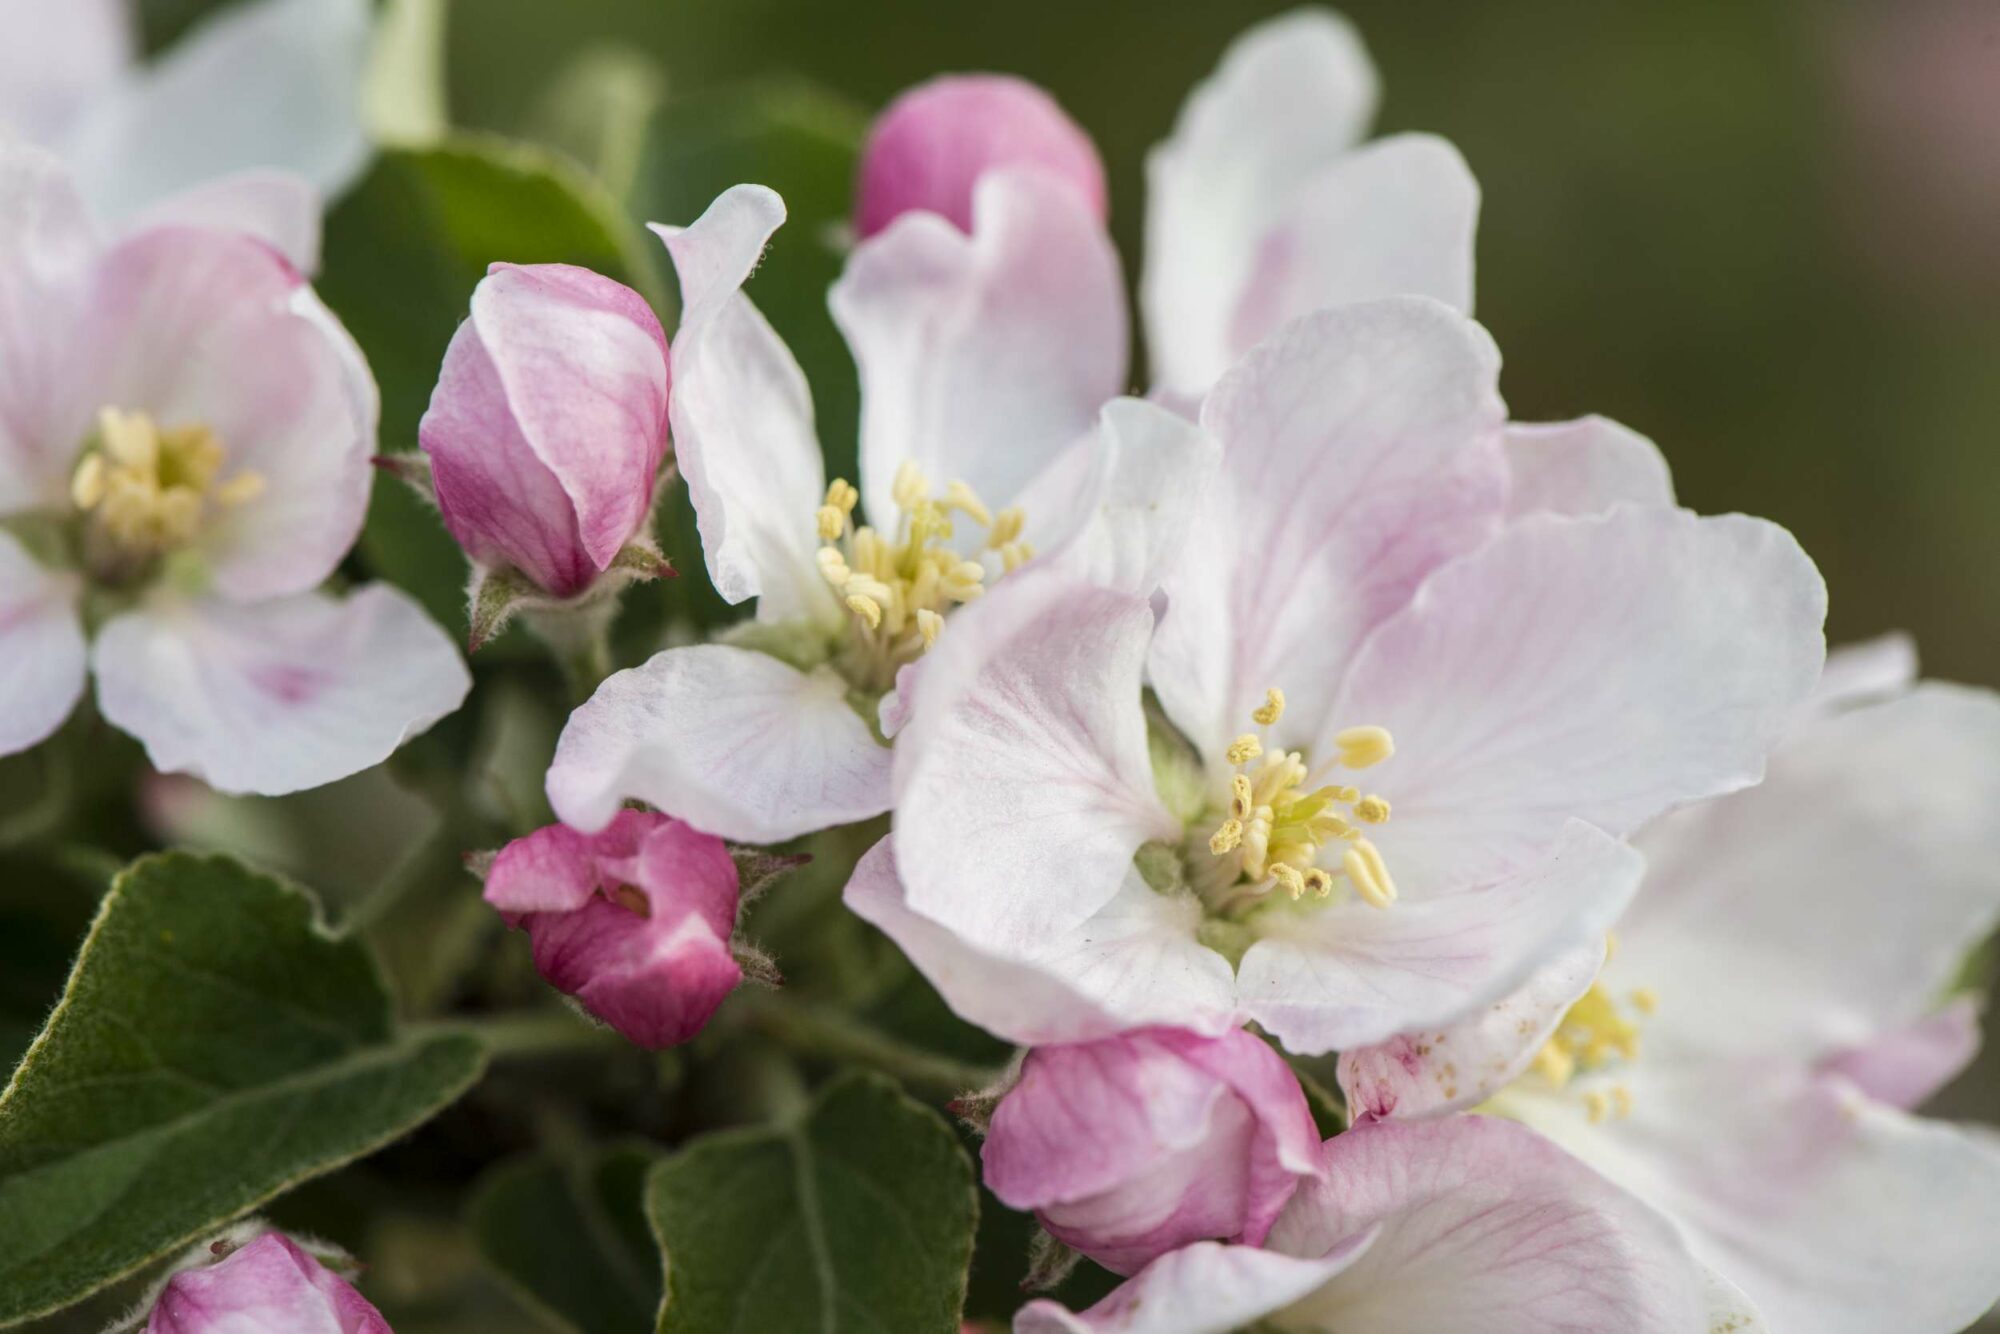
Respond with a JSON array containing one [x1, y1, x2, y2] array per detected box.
[[0, 853, 486, 1326], [317, 135, 664, 640], [470, 1143, 661, 1334], [646, 1071, 976, 1334]]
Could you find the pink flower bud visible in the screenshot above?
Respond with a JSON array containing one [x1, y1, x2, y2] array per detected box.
[[420, 263, 670, 598], [855, 74, 1108, 239], [147, 1232, 390, 1333], [483, 810, 741, 1048], [981, 1028, 1325, 1275]]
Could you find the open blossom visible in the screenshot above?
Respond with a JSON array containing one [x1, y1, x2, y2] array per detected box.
[[0, 145, 468, 793], [0, 0, 371, 271], [544, 180, 1213, 843], [420, 262, 672, 602], [484, 810, 743, 1048], [146, 1230, 389, 1333], [854, 74, 1107, 238], [982, 1028, 1324, 1275], [1340, 637, 2000, 1334], [1017, 1114, 1748, 1333], [848, 297, 1826, 1056]]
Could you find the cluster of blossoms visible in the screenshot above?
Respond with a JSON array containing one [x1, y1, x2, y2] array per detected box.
[[6, 3, 1998, 1330]]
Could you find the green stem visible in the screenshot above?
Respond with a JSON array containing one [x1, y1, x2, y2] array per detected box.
[[434, 1009, 629, 1060], [524, 600, 617, 704], [736, 990, 1002, 1096]]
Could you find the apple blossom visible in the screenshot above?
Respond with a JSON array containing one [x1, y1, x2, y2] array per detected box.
[[544, 180, 1215, 843], [0, 145, 467, 793], [1341, 640, 2000, 1334], [982, 1027, 1324, 1275], [483, 809, 745, 1049], [848, 297, 1826, 1057], [0, 0, 370, 271], [145, 1229, 389, 1334], [855, 74, 1107, 238], [1016, 1114, 1745, 1333], [419, 261, 673, 619]]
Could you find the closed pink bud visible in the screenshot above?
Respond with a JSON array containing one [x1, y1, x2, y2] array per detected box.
[[147, 1232, 390, 1333], [854, 74, 1108, 238], [982, 1028, 1325, 1276], [420, 263, 670, 597], [483, 810, 741, 1048]]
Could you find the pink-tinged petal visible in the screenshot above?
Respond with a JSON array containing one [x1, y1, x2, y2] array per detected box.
[[0, 0, 132, 145], [894, 565, 1177, 951], [93, 585, 469, 796], [1149, 298, 1507, 763], [1619, 683, 2000, 1065], [61, 0, 370, 227], [1820, 997, 1982, 1111], [1806, 631, 1917, 715], [1142, 8, 1378, 396], [833, 169, 1127, 534], [0, 146, 98, 512], [146, 1231, 390, 1333], [855, 74, 1106, 238], [1503, 415, 1674, 520], [0, 532, 87, 755], [845, 837, 1237, 1047], [1336, 508, 1825, 902], [125, 170, 323, 272], [546, 643, 890, 842], [483, 808, 666, 917], [1338, 942, 1603, 1122], [421, 263, 669, 595], [1229, 133, 1478, 359], [1267, 1116, 1706, 1334], [1017, 1238, 1374, 1334], [1239, 821, 1642, 1055], [652, 188, 836, 625]]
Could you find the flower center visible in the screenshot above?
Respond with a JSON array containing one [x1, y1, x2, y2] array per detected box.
[[1195, 687, 1399, 909], [69, 407, 263, 582], [1527, 937, 1658, 1123], [813, 461, 1030, 689]]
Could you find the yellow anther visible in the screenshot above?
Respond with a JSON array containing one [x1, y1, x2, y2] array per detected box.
[[1585, 1090, 1611, 1124], [99, 407, 157, 469], [998, 540, 1033, 572], [915, 608, 943, 649], [942, 480, 992, 527], [942, 560, 987, 601], [1208, 818, 1243, 855], [1334, 725, 1395, 769], [816, 547, 851, 586], [844, 573, 895, 605], [1611, 1085, 1634, 1119], [1271, 863, 1307, 900], [1225, 733, 1263, 766], [816, 505, 847, 541], [1252, 687, 1285, 726], [70, 453, 107, 509], [987, 506, 1025, 549], [1354, 795, 1391, 824], [892, 459, 929, 510], [1228, 774, 1253, 819], [1302, 867, 1334, 898], [1630, 987, 1658, 1015], [214, 471, 265, 507], [824, 478, 859, 514], [1533, 1043, 1577, 1088], [846, 594, 883, 630], [1343, 838, 1397, 909]]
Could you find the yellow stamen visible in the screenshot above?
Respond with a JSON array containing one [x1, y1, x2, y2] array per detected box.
[[846, 594, 883, 630], [1343, 838, 1397, 908], [1208, 818, 1243, 855], [70, 453, 107, 509], [987, 506, 1025, 549], [1271, 863, 1307, 900], [1630, 987, 1658, 1015], [915, 608, 943, 649], [1585, 1090, 1611, 1124], [214, 471, 266, 507], [942, 480, 992, 527], [1252, 687, 1286, 726], [1334, 725, 1395, 769], [1225, 733, 1263, 765], [70, 408, 247, 572], [892, 459, 928, 510], [1354, 795, 1391, 824]]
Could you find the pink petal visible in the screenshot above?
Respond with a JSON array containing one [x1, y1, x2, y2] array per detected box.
[[93, 585, 469, 796], [483, 808, 668, 917], [1819, 997, 1982, 1111], [0, 0, 132, 146], [1805, 631, 1918, 715], [125, 170, 323, 272], [1149, 297, 1507, 763], [546, 644, 891, 842], [832, 169, 1127, 535], [1014, 1238, 1373, 1334], [146, 1231, 389, 1333], [0, 145, 99, 512], [1503, 415, 1674, 520], [652, 187, 836, 624], [855, 74, 1106, 238], [0, 531, 87, 755]]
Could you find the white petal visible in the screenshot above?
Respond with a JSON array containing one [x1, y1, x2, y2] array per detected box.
[[1503, 415, 1674, 520], [1805, 631, 1917, 715], [1014, 1237, 1373, 1334], [1226, 134, 1478, 359], [0, 531, 87, 754], [652, 187, 837, 625], [1149, 298, 1507, 763], [1337, 942, 1603, 1121], [1617, 683, 2000, 1064], [546, 644, 891, 843], [1267, 1116, 1706, 1334], [0, 0, 132, 145], [93, 585, 469, 796], [1238, 820, 1642, 1054], [1143, 8, 1379, 395], [845, 837, 1238, 1046], [1022, 396, 1222, 597], [124, 170, 323, 272], [58, 0, 371, 225], [0, 145, 98, 512], [894, 565, 1178, 952], [1334, 508, 1825, 901], [831, 169, 1126, 532]]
